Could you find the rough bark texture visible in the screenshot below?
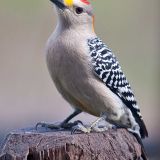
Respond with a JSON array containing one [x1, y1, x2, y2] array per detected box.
[[0, 128, 142, 160]]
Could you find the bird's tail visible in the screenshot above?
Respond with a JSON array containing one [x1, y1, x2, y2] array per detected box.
[[131, 132, 148, 160]]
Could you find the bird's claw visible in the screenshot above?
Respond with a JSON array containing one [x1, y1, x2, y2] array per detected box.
[[61, 120, 83, 129], [36, 120, 84, 131], [36, 122, 61, 130], [71, 122, 116, 134], [72, 123, 91, 134]]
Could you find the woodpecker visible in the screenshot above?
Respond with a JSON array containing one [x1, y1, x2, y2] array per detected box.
[[38, 0, 148, 159]]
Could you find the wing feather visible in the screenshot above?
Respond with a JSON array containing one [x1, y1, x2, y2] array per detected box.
[[88, 37, 148, 138]]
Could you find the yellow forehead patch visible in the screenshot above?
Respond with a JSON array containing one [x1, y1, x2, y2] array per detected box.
[[64, 0, 73, 7]]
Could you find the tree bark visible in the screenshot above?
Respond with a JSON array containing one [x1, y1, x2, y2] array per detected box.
[[0, 128, 142, 160]]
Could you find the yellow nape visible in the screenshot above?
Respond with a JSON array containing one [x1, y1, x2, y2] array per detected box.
[[64, 0, 73, 7]]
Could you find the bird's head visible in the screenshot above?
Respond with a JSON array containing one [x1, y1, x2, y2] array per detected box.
[[50, 0, 94, 31]]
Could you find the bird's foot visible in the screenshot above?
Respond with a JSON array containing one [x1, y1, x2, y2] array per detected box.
[[72, 115, 115, 134], [61, 120, 83, 129], [36, 122, 61, 130], [72, 123, 91, 134], [36, 120, 83, 131], [72, 122, 115, 134]]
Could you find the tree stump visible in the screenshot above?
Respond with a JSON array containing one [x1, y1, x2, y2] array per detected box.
[[0, 128, 142, 160]]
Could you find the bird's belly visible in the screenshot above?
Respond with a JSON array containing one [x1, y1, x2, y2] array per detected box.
[[46, 49, 98, 113], [47, 49, 131, 127], [53, 66, 126, 120], [54, 70, 133, 128]]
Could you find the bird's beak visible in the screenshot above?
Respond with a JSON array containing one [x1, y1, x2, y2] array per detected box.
[[50, 0, 66, 10]]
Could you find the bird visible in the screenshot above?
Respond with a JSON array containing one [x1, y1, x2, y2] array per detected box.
[[37, 0, 148, 159]]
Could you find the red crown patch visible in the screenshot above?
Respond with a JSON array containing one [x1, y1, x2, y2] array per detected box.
[[80, 0, 90, 5]]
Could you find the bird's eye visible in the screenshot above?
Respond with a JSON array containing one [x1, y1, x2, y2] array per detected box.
[[75, 7, 84, 14]]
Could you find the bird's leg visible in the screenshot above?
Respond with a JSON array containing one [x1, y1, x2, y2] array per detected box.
[[72, 113, 115, 134], [60, 109, 83, 129], [36, 109, 82, 130]]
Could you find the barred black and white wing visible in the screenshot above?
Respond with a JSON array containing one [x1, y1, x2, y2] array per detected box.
[[88, 37, 148, 138]]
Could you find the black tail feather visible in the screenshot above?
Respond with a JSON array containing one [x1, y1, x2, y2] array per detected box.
[[131, 132, 148, 160], [138, 118, 148, 139]]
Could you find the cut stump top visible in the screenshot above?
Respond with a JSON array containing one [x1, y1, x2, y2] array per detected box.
[[0, 128, 141, 160]]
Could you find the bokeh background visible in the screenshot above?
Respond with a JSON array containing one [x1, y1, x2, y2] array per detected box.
[[0, 0, 159, 159]]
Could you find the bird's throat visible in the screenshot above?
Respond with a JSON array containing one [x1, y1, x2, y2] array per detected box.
[[92, 16, 95, 32]]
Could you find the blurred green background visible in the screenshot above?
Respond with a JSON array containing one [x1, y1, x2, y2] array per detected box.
[[0, 0, 159, 159]]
